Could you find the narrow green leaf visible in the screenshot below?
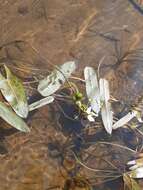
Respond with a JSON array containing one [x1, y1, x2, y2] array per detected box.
[[0, 65, 28, 118], [29, 96, 54, 111], [123, 174, 132, 190], [99, 78, 113, 134], [123, 174, 141, 190], [84, 67, 100, 114], [0, 102, 30, 132], [38, 61, 77, 96], [131, 178, 141, 190]]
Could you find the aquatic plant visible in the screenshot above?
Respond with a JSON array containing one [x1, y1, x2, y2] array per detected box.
[[0, 60, 142, 189]]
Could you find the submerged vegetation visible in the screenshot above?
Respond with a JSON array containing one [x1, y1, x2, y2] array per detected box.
[[0, 58, 143, 189]]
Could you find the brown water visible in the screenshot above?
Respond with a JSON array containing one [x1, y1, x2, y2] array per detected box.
[[0, 0, 143, 190]]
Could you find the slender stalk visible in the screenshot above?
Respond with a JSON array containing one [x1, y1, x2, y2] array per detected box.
[[72, 151, 120, 174], [98, 142, 137, 153]]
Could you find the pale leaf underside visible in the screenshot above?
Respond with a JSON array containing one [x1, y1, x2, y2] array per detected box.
[[0, 65, 28, 118], [129, 167, 143, 179], [84, 66, 100, 114], [29, 96, 54, 111], [112, 111, 137, 129], [0, 102, 30, 132], [38, 61, 77, 96], [100, 78, 113, 134]]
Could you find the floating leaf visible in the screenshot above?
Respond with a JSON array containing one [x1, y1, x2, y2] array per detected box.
[[84, 67, 100, 114], [29, 96, 54, 111], [127, 157, 143, 170], [0, 102, 30, 132], [112, 111, 137, 130], [129, 167, 143, 179], [0, 65, 28, 118], [127, 156, 143, 179], [123, 173, 141, 190], [99, 78, 113, 134], [38, 61, 77, 96]]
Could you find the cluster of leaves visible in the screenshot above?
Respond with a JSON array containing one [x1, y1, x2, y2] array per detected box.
[[1, 61, 143, 189], [0, 65, 29, 132], [2, 60, 140, 134], [84, 67, 113, 134], [127, 153, 143, 178], [123, 153, 143, 190], [0, 61, 76, 132], [35, 61, 143, 189]]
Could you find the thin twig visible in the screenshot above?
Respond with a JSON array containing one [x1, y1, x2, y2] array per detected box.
[[72, 151, 120, 174], [72, 10, 97, 43]]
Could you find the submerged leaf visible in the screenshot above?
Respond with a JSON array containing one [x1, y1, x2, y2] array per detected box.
[[29, 96, 54, 111], [127, 157, 143, 170], [84, 67, 100, 114], [99, 78, 113, 134], [0, 65, 28, 118], [112, 111, 137, 129], [38, 61, 77, 96], [0, 102, 30, 132]]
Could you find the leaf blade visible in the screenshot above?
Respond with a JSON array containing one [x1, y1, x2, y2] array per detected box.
[[29, 96, 54, 111], [38, 61, 77, 96], [84, 66, 100, 114], [0, 65, 28, 118], [112, 111, 137, 129], [0, 102, 30, 132], [99, 78, 113, 134]]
